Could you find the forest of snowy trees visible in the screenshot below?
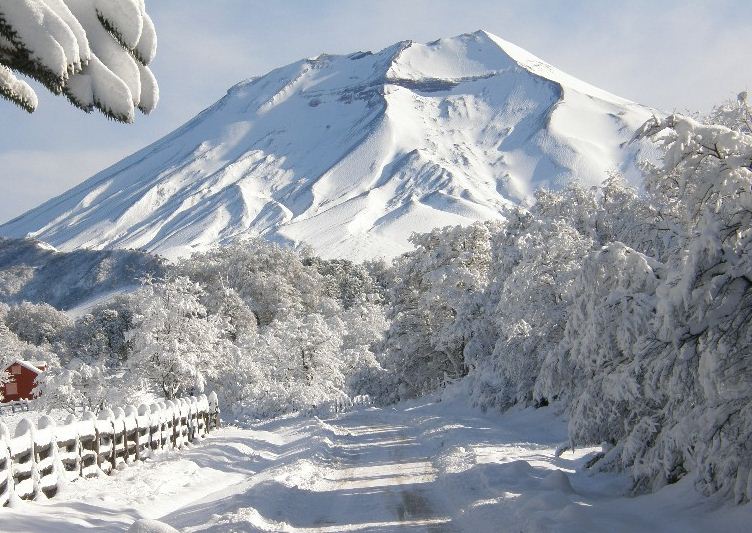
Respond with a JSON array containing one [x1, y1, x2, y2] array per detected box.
[[0, 94, 750, 503]]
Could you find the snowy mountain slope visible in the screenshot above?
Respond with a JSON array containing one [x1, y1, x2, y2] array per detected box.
[[0, 30, 656, 260], [0, 237, 164, 310]]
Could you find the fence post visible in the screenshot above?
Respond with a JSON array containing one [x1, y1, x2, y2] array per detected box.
[[166, 400, 175, 449], [188, 396, 198, 442], [0, 422, 13, 507], [114, 407, 127, 471], [80, 412, 97, 478], [57, 414, 81, 478], [184, 396, 193, 444], [193, 394, 204, 438], [96, 408, 115, 475], [124, 405, 138, 462], [202, 396, 210, 435], [208, 391, 220, 431], [36, 416, 63, 498], [183, 398, 191, 444], [183, 398, 191, 445], [160, 401, 169, 449], [11, 418, 37, 500], [160, 401, 168, 449], [176, 399, 185, 449], [137, 404, 151, 460], [173, 400, 180, 450], [112, 407, 122, 470], [149, 403, 161, 451], [94, 417, 101, 471], [156, 401, 164, 449], [176, 399, 184, 448]]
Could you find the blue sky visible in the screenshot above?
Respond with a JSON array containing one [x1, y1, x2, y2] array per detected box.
[[0, 0, 749, 223]]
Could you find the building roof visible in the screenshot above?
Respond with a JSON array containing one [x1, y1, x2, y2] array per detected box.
[[6, 360, 46, 374]]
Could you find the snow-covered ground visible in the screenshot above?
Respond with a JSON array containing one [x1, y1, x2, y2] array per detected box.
[[1, 405, 70, 434], [3, 398, 750, 532]]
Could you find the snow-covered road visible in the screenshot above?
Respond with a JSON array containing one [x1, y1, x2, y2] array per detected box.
[[3, 399, 750, 532]]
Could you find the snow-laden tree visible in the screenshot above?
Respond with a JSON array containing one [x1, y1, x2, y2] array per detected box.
[[533, 176, 664, 258], [4, 301, 71, 346], [208, 336, 264, 412], [545, 113, 752, 502], [705, 91, 751, 134], [469, 216, 592, 410], [193, 285, 258, 342], [227, 329, 295, 418], [227, 306, 386, 418], [61, 299, 133, 365], [271, 314, 345, 400], [594, 173, 668, 259], [460, 178, 663, 412], [382, 223, 496, 399], [626, 114, 752, 501], [34, 357, 125, 413], [459, 209, 532, 380], [332, 301, 389, 400], [532, 183, 600, 240], [178, 242, 338, 327], [34, 298, 137, 413], [175, 243, 389, 417], [126, 276, 230, 400], [0, 0, 158, 121], [304, 257, 385, 308], [537, 242, 662, 448], [362, 258, 394, 303]]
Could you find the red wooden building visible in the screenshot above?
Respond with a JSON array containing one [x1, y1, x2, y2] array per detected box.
[[2, 360, 46, 402]]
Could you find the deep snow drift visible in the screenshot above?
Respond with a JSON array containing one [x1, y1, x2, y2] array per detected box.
[[2, 399, 749, 532], [0, 30, 655, 260]]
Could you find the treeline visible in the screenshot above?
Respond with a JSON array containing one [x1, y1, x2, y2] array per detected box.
[[0, 243, 389, 420]]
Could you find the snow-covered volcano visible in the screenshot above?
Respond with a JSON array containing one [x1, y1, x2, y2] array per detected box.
[[1, 31, 655, 260]]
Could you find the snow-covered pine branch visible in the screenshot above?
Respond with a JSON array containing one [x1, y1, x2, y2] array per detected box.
[[0, 0, 158, 122]]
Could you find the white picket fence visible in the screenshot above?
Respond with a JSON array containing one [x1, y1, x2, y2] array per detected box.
[[0, 392, 220, 507]]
